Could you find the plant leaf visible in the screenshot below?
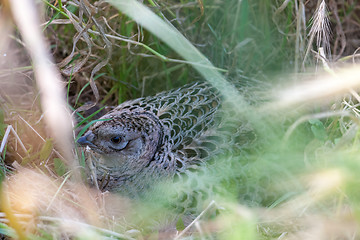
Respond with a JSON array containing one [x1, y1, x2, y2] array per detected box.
[[53, 158, 67, 176], [39, 139, 53, 161]]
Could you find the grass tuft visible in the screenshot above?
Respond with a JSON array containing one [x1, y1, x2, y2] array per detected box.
[[1, 0, 360, 239]]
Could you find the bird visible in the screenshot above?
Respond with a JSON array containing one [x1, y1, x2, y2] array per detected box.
[[77, 81, 256, 215]]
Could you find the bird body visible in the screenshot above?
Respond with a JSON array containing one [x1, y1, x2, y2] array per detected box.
[[78, 81, 255, 212]]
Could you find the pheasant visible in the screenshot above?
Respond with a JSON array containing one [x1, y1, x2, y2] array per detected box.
[[77, 81, 256, 214]]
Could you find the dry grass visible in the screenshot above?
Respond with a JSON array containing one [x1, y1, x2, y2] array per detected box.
[[1, 0, 360, 239]]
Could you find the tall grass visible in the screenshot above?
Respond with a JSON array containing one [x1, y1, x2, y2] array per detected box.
[[1, 0, 360, 239]]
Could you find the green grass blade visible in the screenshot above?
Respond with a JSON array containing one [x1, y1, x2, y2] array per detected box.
[[105, 0, 249, 112]]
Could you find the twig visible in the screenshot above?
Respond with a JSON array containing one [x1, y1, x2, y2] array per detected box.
[[0, 125, 28, 156], [38, 216, 135, 240], [18, 115, 66, 162], [174, 200, 216, 240]]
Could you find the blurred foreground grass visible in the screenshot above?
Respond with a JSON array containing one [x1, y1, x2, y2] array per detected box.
[[1, 0, 360, 239]]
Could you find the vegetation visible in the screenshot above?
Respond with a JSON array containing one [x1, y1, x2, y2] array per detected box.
[[1, 0, 360, 239]]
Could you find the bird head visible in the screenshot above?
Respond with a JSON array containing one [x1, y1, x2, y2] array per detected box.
[[77, 110, 164, 168]]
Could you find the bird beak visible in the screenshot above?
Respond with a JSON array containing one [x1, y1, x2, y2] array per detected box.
[[77, 131, 95, 148]]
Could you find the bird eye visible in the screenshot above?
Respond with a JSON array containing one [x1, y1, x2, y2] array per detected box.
[[111, 136, 122, 144]]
